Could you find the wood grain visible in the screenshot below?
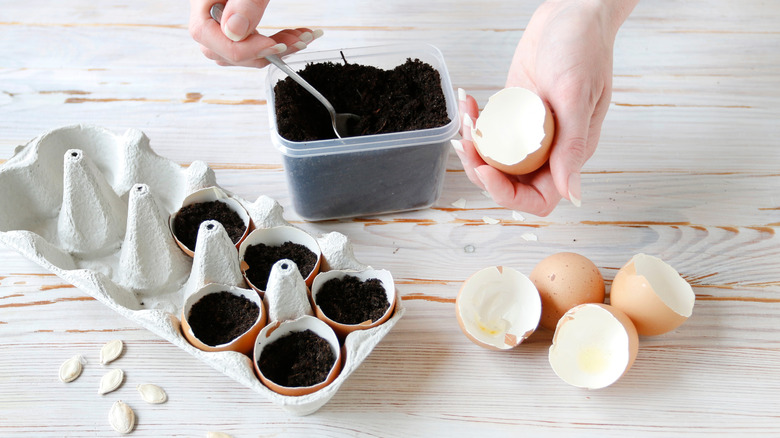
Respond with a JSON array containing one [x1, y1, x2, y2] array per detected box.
[[1, 0, 779, 436]]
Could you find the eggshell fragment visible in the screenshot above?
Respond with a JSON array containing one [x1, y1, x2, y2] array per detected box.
[[610, 253, 695, 336], [530, 252, 605, 331], [549, 303, 639, 389], [456, 266, 541, 350], [471, 87, 554, 175]]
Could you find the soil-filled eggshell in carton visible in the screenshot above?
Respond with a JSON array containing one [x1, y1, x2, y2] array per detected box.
[[181, 283, 267, 355], [312, 269, 397, 338], [238, 225, 322, 293], [0, 125, 405, 416], [170, 186, 253, 257]]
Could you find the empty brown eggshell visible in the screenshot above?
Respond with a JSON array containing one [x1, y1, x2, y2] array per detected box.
[[181, 283, 267, 355], [238, 225, 322, 293], [253, 315, 342, 397], [311, 269, 397, 338], [610, 253, 695, 336], [169, 186, 253, 257]]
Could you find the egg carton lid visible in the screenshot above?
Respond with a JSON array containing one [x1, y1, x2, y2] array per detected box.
[[0, 124, 404, 416]]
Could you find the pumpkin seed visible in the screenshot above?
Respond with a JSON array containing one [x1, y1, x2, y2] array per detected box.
[[59, 355, 86, 383], [98, 368, 124, 395], [206, 433, 233, 438], [137, 383, 167, 404], [108, 400, 136, 434], [100, 339, 124, 365]]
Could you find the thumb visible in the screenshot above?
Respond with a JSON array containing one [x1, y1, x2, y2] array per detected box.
[[222, 0, 270, 42], [547, 100, 594, 208]]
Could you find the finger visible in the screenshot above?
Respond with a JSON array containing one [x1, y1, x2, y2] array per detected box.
[[475, 164, 562, 216], [546, 92, 596, 207], [457, 88, 479, 137], [451, 139, 487, 189], [221, 0, 271, 42]]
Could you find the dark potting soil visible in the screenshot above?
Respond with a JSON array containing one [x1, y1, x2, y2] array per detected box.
[[317, 275, 390, 325], [242, 241, 317, 290], [187, 291, 260, 347], [173, 201, 246, 251], [257, 329, 336, 388], [274, 58, 450, 141]]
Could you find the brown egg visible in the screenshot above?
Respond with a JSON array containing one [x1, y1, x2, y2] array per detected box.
[[471, 87, 554, 175], [530, 252, 605, 331]]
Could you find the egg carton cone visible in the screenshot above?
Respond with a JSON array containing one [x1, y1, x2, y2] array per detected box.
[[0, 125, 405, 416]]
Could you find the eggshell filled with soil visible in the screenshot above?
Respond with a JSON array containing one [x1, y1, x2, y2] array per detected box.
[[530, 252, 605, 331], [548, 303, 639, 389], [170, 186, 253, 257], [456, 266, 541, 350], [253, 315, 342, 397], [471, 87, 554, 175], [311, 269, 397, 338], [181, 283, 267, 355], [610, 253, 695, 336], [238, 225, 322, 292]]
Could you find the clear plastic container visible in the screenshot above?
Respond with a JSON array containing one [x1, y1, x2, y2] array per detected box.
[[266, 43, 459, 221]]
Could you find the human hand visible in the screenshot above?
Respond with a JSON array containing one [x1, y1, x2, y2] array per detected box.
[[454, 0, 637, 216], [189, 0, 323, 68]]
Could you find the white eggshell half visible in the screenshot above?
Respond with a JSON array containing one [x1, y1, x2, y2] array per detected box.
[[456, 266, 541, 350], [548, 303, 639, 389], [471, 87, 554, 175]]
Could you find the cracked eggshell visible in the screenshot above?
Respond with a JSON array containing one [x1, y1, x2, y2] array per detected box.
[[549, 303, 638, 389], [610, 253, 695, 336], [181, 283, 267, 355], [170, 186, 253, 257], [530, 252, 606, 331], [471, 87, 554, 175], [253, 315, 342, 397], [311, 269, 397, 338], [456, 266, 541, 350], [238, 225, 322, 292]]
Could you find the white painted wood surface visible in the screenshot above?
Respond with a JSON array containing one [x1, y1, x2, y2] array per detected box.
[[1, 0, 779, 435]]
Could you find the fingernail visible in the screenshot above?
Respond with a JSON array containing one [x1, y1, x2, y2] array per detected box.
[[257, 43, 287, 58], [451, 139, 464, 153], [463, 113, 474, 129], [474, 167, 487, 187], [568, 172, 582, 207], [458, 88, 467, 102], [298, 31, 313, 43], [224, 13, 250, 42], [311, 29, 325, 40], [292, 41, 307, 50]]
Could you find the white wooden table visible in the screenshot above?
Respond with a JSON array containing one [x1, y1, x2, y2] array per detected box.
[[2, 0, 779, 436]]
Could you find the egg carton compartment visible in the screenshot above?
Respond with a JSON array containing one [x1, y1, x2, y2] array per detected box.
[[0, 125, 404, 416]]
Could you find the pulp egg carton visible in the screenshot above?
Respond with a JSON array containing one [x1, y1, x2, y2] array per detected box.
[[0, 125, 405, 416]]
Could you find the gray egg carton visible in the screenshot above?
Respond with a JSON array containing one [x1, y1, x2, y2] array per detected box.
[[0, 125, 404, 416]]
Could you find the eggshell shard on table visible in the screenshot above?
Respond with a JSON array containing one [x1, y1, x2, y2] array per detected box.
[[530, 252, 606, 331], [610, 253, 695, 336], [0, 125, 405, 416], [456, 266, 541, 350], [471, 87, 554, 175], [549, 303, 639, 389], [311, 269, 397, 338]]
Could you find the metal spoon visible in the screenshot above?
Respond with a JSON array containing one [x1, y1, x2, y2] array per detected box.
[[210, 3, 359, 139]]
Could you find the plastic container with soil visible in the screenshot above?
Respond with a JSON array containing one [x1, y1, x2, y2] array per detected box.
[[266, 43, 459, 221]]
